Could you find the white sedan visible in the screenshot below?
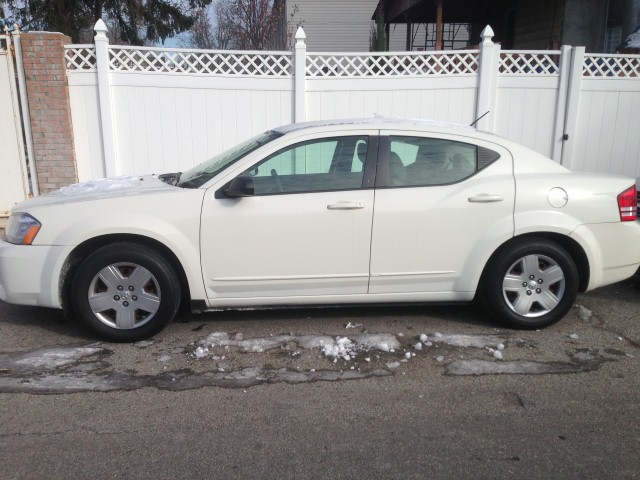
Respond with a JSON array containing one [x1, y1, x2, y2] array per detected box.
[[1, 118, 639, 341]]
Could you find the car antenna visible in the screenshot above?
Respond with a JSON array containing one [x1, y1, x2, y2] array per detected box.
[[469, 111, 490, 127]]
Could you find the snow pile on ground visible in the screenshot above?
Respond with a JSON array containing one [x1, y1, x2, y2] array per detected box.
[[321, 337, 356, 360], [575, 304, 593, 321], [413, 333, 506, 350], [197, 331, 400, 360], [11, 346, 103, 370]]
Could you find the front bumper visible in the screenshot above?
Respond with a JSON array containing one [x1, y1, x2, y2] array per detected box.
[[0, 239, 69, 308]]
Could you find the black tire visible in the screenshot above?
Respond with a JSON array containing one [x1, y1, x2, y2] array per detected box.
[[71, 242, 180, 341], [480, 238, 578, 329]]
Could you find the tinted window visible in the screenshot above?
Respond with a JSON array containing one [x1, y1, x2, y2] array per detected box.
[[380, 136, 500, 187], [241, 136, 368, 195]]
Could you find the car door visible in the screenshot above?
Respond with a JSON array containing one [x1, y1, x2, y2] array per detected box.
[[369, 131, 515, 295], [200, 131, 377, 303]]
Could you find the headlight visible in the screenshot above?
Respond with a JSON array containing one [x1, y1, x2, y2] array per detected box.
[[5, 213, 42, 245]]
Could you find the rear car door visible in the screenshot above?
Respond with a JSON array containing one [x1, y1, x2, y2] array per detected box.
[[369, 131, 515, 295]]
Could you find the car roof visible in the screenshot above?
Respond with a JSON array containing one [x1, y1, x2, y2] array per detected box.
[[272, 117, 476, 135]]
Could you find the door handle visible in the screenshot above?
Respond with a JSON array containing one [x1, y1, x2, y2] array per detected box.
[[468, 194, 504, 203], [327, 201, 365, 210]]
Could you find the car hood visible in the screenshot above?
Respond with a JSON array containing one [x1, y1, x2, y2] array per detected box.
[[13, 175, 177, 210]]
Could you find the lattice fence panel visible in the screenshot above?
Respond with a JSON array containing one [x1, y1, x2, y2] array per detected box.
[[306, 51, 478, 77], [65, 46, 97, 71], [583, 54, 640, 77], [108, 47, 292, 76], [499, 51, 560, 75]]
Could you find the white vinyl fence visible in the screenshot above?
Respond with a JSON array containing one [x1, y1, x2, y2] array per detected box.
[[64, 23, 640, 184], [0, 33, 30, 215]]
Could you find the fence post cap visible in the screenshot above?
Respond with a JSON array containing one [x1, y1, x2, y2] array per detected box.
[[480, 25, 494, 45], [295, 27, 306, 44], [94, 19, 108, 36], [13, 23, 20, 35]]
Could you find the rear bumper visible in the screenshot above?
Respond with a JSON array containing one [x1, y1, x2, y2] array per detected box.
[[571, 221, 640, 290], [0, 240, 68, 308]]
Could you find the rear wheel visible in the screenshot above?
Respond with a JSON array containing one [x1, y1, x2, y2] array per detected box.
[[71, 242, 180, 341], [481, 238, 578, 329]]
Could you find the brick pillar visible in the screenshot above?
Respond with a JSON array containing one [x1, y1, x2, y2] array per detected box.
[[20, 32, 78, 193]]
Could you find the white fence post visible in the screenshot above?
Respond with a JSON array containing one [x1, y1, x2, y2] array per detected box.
[[559, 46, 585, 169], [294, 27, 306, 123], [94, 19, 117, 177], [551, 45, 572, 163], [475, 25, 500, 133]]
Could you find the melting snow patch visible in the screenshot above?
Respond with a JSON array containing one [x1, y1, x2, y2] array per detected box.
[[198, 332, 400, 360], [5, 346, 103, 372], [135, 340, 154, 348], [352, 333, 399, 352], [575, 305, 593, 321], [193, 347, 208, 358], [53, 176, 140, 196], [322, 337, 355, 360], [445, 356, 603, 376], [427, 334, 507, 349]]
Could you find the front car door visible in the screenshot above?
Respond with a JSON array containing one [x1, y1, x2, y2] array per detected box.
[[200, 130, 378, 305], [369, 130, 515, 298]]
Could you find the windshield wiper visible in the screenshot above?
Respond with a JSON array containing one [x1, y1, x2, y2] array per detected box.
[[158, 172, 182, 186]]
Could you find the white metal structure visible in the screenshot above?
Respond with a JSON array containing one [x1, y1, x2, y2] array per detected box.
[[1, 118, 639, 341]]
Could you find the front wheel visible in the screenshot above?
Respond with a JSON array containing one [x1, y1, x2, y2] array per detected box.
[[481, 239, 578, 329], [71, 242, 180, 341]]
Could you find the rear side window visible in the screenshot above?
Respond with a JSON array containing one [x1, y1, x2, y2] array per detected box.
[[379, 136, 500, 187]]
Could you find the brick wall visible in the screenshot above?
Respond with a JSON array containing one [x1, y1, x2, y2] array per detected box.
[[21, 32, 78, 193]]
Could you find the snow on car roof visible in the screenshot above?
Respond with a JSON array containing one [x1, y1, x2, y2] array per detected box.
[[272, 117, 474, 134]]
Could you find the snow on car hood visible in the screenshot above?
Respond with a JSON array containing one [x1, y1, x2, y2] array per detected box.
[[15, 175, 177, 210]]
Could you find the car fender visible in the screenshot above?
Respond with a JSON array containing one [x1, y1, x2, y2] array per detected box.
[[29, 193, 207, 306], [513, 210, 602, 289], [514, 210, 582, 236], [62, 217, 204, 302]]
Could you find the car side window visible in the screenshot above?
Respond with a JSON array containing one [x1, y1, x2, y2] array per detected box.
[[380, 136, 500, 187], [241, 136, 368, 195]]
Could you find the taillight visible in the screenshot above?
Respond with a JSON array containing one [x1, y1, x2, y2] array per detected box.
[[617, 185, 637, 222]]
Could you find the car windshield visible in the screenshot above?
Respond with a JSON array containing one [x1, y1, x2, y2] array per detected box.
[[177, 131, 283, 188]]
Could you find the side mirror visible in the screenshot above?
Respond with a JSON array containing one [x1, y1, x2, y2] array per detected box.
[[215, 175, 254, 198]]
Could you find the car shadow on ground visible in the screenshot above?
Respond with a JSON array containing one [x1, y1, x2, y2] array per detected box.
[[175, 301, 503, 334], [0, 301, 99, 342]]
